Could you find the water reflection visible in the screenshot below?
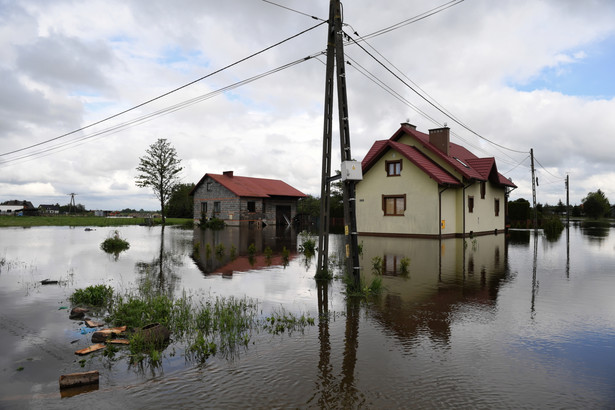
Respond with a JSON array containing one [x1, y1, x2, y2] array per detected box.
[[579, 220, 611, 241], [311, 280, 364, 408], [360, 235, 509, 347], [191, 225, 299, 275], [135, 226, 182, 297]]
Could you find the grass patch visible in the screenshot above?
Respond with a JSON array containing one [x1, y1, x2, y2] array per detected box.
[[70, 284, 114, 308], [100, 230, 130, 254], [97, 285, 315, 365]]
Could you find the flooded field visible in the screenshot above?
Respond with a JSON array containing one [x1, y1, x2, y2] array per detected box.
[[0, 223, 614, 409]]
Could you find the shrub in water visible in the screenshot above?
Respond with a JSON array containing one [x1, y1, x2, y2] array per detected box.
[[100, 230, 130, 254], [70, 284, 114, 308]]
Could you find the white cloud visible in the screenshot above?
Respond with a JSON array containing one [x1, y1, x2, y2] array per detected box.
[[1, 0, 615, 210]]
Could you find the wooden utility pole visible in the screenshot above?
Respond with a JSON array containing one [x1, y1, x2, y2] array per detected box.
[[530, 149, 537, 229], [316, 0, 361, 288]]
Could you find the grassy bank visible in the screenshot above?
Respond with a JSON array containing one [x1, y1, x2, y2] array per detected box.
[[0, 215, 193, 228]]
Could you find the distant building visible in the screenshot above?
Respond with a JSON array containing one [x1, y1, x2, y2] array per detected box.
[[39, 204, 60, 214], [356, 123, 516, 238], [0, 200, 36, 215], [190, 171, 306, 226]]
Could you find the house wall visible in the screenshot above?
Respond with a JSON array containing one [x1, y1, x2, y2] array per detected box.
[[192, 177, 241, 225], [192, 176, 298, 226], [462, 181, 506, 235], [356, 149, 445, 236]]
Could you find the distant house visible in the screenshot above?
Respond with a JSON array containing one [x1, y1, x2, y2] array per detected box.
[[0, 200, 36, 215], [190, 171, 306, 226], [356, 123, 516, 238], [39, 204, 60, 214]]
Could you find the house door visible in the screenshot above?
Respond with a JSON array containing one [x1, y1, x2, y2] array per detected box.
[[276, 205, 291, 225]]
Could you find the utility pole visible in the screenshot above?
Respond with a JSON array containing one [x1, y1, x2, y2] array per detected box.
[[68, 193, 77, 214], [316, 0, 361, 288], [530, 149, 537, 230], [565, 174, 570, 226]]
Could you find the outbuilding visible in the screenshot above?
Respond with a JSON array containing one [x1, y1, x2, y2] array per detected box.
[[190, 171, 306, 226]]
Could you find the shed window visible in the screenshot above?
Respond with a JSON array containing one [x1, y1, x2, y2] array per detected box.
[[213, 201, 221, 214], [201, 202, 207, 214], [382, 195, 406, 216], [247, 201, 256, 212], [206, 182, 212, 191], [386, 160, 402, 176], [468, 196, 474, 213]]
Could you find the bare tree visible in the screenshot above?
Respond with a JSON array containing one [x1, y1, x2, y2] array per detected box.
[[135, 138, 183, 224]]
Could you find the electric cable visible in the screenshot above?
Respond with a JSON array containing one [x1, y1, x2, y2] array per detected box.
[[0, 54, 319, 167], [0, 20, 327, 158]]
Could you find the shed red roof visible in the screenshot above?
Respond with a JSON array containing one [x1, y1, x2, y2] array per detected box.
[[191, 173, 306, 198]]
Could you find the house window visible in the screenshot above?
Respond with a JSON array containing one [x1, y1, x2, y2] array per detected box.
[[382, 194, 406, 216], [206, 182, 212, 191], [213, 201, 221, 215], [468, 196, 474, 213], [386, 160, 402, 176], [201, 202, 207, 215], [494, 198, 500, 217], [480, 181, 486, 199], [247, 201, 256, 212]]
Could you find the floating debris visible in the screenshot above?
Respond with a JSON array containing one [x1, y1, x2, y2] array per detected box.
[[75, 344, 105, 355], [59, 370, 99, 389], [40, 279, 58, 285]]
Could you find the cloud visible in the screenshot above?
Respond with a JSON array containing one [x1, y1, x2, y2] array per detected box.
[[1, 0, 615, 210]]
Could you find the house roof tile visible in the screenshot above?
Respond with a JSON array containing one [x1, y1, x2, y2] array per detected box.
[[192, 173, 306, 198]]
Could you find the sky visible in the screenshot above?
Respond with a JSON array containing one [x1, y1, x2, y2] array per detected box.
[[1, 0, 614, 211]]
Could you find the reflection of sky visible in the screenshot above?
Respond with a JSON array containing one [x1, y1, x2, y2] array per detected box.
[[2, 226, 615, 407]]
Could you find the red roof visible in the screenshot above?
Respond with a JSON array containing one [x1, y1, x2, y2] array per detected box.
[[191, 172, 306, 198], [365, 124, 516, 188], [362, 140, 462, 186]]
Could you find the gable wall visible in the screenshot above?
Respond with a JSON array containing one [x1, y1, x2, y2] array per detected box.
[[192, 176, 240, 223], [356, 149, 446, 236]]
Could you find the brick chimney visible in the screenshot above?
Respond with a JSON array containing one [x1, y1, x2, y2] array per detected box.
[[428, 127, 450, 155], [223, 171, 234, 177], [400, 121, 417, 130]]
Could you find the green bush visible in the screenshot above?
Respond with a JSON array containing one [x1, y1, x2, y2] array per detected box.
[[70, 284, 114, 307], [100, 230, 130, 254]]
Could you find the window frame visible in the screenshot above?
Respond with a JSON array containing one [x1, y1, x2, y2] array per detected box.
[[385, 160, 402, 177], [480, 181, 486, 199], [213, 201, 221, 214], [382, 194, 406, 216], [468, 196, 475, 213], [201, 202, 208, 215], [247, 201, 256, 213]]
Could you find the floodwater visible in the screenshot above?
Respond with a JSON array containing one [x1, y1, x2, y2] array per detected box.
[[0, 223, 614, 409]]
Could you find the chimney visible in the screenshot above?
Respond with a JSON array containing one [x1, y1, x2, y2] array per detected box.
[[428, 127, 450, 155], [223, 171, 234, 177], [400, 121, 417, 130]]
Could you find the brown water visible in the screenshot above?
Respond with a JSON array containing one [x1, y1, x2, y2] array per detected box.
[[0, 223, 614, 409]]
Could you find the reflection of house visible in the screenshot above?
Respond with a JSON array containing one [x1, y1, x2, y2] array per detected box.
[[357, 124, 516, 238], [192, 225, 300, 275], [361, 235, 508, 344], [190, 171, 306, 226]]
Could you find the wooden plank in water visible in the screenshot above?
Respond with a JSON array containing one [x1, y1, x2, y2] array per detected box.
[[59, 370, 99, 388], [75, 343, 105, 355]]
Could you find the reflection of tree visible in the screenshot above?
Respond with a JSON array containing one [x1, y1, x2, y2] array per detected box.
[[135, 226, 183, 298]]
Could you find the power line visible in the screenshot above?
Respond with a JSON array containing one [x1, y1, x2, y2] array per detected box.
[[344, 30, 528, 155], [261, 0, 326, 21], [0, 54, 319, 167], [0, 20, 327, 158]]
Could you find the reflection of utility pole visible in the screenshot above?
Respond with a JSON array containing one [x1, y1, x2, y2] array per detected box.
[[317, 0, 361, 287], [530, 149, 537, 230], [531, 228, 538, 319], [565, 174, 570, 226]]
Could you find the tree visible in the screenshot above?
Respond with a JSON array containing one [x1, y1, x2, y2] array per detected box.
[[135, 138, 183, 224], [582, 189, 610, 219], [165, 183, 195, 218]]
